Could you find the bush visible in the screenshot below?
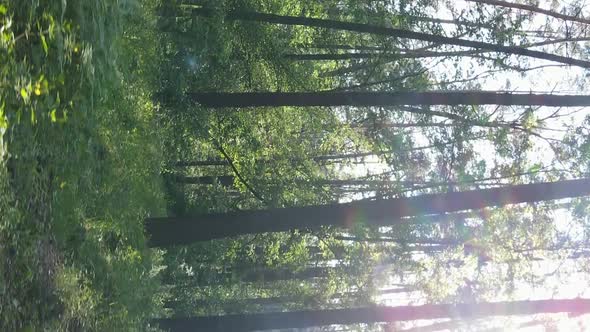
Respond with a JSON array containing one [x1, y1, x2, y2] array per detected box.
[[0, 0, 166, 329]]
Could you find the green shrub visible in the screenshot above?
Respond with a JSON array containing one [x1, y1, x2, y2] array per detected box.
[[0, 0, 166, 329]]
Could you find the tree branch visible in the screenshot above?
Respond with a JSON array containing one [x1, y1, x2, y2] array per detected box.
[[214, 142, 267, 204]]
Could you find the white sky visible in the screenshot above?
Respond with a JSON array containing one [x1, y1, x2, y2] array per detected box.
[[333, 1, 590, 330]]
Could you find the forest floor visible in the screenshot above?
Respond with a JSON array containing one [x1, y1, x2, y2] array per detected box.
[[0, 1, 167, 330]]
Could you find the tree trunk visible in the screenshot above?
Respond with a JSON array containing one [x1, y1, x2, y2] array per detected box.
[[351, 121, 460, 129], [151, 298, 590, 331], [164, 296, 295, 310], [334, 235, 463, 246], [174, 160, 230, 167], [168, 265, 336, 287], [164, 295, 325, 311], [402, 15, 494, 29], [175, 175, 235, 186], [284, 50, 479, 61], [466, 0, 590, 25], [176, 176, 444, 188], [306, 43, 386, 51], [174, 151, 400, 167], [173, 141, 456, 168], [181, 175, 515, 195], [190, 91, 590, 108], [238, 266, 331, 283], [399, 320, 464, 332], [191, 8, 590, 68], [145, 178, 590, 247], [329, 68, 429, 90], [378, 287, 414, 295]]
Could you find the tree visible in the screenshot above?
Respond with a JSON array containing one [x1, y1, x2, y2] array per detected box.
[[285, 36, 590, 62], [283, 50, 481, 61], [466, 0, 590, 26], [175, 175, 235, 186], [398, 319, 464, 332], [164, 295, 315, 312], [152, 298, 590, 331], [173, 140, 464, 167], [145, 178, 590, 246], [190, 266, 334, 285], [191, 7, 590, 68], [175, 175, 469, 189], [156, 1, 590, 325], [191, 91, 590, 108]]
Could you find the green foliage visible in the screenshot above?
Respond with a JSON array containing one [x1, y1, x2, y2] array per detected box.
[[3, 0, 589, 329], [155, 0, 584, 321], [0, 0, 166, 330]]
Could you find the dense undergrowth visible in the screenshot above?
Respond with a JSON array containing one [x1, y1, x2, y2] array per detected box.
[[0, 0, 166, 330]]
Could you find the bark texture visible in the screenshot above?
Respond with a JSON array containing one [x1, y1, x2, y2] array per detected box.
[[191, 91, 590, 108], [191, 8, 590, 68], [145, 178, 590, 247], [152, 298, 590, 331]]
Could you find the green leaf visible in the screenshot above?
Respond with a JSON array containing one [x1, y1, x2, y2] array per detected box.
[[0, 5, 7, 15], [528, 163, 542, 174], [40, 34, 48, 55], [0, 102, 7, 129]]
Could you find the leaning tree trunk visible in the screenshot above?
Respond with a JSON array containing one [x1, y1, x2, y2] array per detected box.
[[176, 175, 441, 188], [191, 7, 590, 68], [145, 178, 590, 247], [190, 91, 590, 108], [283, 50, 479, 61], [465, 0, 590, 25], [151, 298, 590, 332]]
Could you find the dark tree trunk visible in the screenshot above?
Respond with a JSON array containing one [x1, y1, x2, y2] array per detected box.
[[190, 91, 590, 108], [173, 152, 392, 167], [329, 68, 429, 91], [334, 235, 463, 246], [466, 0, 590, 25], [167, 265, 335, 287], [401, 15, 495, 29], [164, 295, 318, 312], [178, 170, 545, 189], [399, 319, 464, 332], [191, 8, 590, 68], [176, 176, 440, 188], [307, 43, 386, 51], [238, 266, 331, 283], [378, 287, 414, 295], [145, 178, 590, 247], [284, 50, 479, 61], [175, 175, 235, 186], [151, 298, 590, 331], [352, 121, 460, 128], [174, 137, 481, 168], [174, 160, 230, 167]]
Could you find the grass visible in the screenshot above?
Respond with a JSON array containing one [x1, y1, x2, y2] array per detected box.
[[0, 0, 167, 330]]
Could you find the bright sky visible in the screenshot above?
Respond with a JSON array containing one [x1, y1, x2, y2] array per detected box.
[[333, 1, 590, 330]]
